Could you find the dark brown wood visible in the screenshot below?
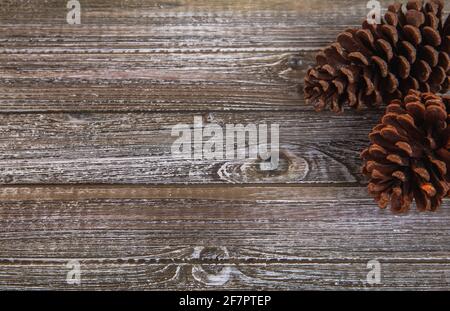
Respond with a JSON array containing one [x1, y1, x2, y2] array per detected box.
[[1, 185, 450, 290], [0, 111, 379, 185], [0, 0, 374, 113], [0, 0, 448, 290]]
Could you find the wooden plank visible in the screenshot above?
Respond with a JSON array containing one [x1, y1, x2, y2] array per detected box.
[[2, 262, 450, 290], [0, 185, 449, 290], [0, 0, 387, 112], [1, 186, 449, 261], [0, 52, 309, 112], [0, 111, 381, 184]]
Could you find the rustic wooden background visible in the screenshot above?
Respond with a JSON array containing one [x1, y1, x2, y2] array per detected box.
[[0, 0, 449, 290]]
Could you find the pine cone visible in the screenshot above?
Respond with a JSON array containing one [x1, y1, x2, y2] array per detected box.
[[304, 0, 450, 113], [361, 89, 449, 212]]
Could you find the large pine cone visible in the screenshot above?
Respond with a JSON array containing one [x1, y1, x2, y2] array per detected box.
[[304, 0, 450, 113], [361, 90, 449, 212]]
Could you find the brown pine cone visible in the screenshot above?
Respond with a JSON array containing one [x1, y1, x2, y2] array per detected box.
[[361, 89, 449, 212], [304, 0, 450, 113]]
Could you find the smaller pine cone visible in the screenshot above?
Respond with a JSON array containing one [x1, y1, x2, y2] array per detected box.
[[361, 89, 449, 212], [304, 0, 450, 113]]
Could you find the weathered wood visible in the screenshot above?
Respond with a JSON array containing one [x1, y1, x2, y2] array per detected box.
[[2, 262, 450, 290], [1, 185, 449, 261], [1, 0, 449, 291], [0, 111, 380, 184], [0, 52, 308, 112], [0, 186, 449, 290], [0, 0, 389, 112]]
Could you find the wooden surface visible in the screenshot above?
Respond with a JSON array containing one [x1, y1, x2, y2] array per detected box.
[[0, 0, 449, 290]]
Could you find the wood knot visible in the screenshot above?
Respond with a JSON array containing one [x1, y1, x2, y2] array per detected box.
[[287, 55, 303, 70], [192, 246, 233, 286], [277, 53, 311, 83], [217, 149, 309, 183]]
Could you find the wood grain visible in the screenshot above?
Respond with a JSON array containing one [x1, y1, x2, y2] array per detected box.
[[0, 111, 379, 184], [0, 186, 449, 290], [0, 0, 392, 112], [0, 0, 449, 290], [3, 262, 450, 290]]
